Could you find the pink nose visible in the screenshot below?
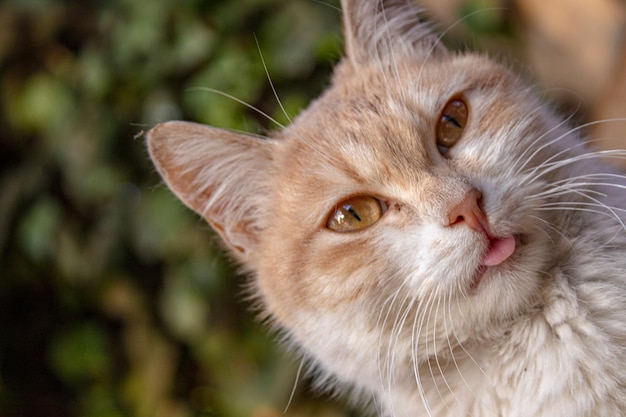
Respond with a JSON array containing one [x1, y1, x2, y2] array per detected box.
[[446, 188, 490, 234]]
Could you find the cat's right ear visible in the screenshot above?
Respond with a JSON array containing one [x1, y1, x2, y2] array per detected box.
[[146, 121, 274, 262], [341, 0, 444, 65]]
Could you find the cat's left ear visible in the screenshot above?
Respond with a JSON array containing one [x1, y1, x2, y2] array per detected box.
[[146, 121, 274, 263], [341, 0, 445, 65]]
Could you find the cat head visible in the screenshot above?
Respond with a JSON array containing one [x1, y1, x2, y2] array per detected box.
[[148, 0, 580, 391]]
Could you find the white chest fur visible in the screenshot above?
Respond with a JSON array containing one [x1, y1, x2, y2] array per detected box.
[[300, 268, 626, 417]]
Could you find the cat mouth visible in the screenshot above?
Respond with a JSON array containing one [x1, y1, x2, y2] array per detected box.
[[470, 235, 518, 290]]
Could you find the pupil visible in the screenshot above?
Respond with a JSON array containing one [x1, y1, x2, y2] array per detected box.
[[347, 206, 362, 222], [443, 114, 461, 128]]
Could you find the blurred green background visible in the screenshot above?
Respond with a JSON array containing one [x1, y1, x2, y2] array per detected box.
[[1, 0, 345, 416], [2, 0, 620, 416]]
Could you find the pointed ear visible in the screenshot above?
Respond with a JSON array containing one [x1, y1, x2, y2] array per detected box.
[[146, 121, 273, 261], [341, 0, 444, 65]]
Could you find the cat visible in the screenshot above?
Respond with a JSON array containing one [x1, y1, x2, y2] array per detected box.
[[146, 0, 626, 415]]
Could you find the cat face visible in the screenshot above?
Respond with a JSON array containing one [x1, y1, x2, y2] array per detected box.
[[254, 50, 565, 368], [147, 0, 588, 395]]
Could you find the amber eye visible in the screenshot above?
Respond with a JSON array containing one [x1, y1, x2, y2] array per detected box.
[[326, 196, 384, 232], [436, 98, 468, 155]]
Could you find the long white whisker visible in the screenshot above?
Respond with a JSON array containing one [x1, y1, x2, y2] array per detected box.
[[283, 357, 305, 414], [524, 149, 626, 185], [432, 292, 455, 413], [436, 290, 468, 412], [377, 279, 413, 411], [518, 119, 626, 184], [528, 214, 571, 246], [538, 194, 626, 231], [513, 103, 581, 175], [539, 181, 626, 198], [187, 87, 285, 129], [413, 290, 436, 416], [519, 142, 589, 185], [422, 287, 447, 413], [254, 35, 293, 125], [310, 0, 340, 12], [452, 295, 488, 379]]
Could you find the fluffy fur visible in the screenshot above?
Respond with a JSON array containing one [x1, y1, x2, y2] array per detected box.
[[147, 0, 626, 415]]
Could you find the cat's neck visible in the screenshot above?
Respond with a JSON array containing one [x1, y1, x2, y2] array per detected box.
[[384, 264, 626, 416]]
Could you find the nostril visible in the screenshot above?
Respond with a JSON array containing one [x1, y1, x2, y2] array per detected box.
[[446, 188, 489, 233], [451, 214, 465, 225]]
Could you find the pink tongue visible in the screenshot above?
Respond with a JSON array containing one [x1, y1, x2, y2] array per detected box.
[[482, 236, 516, 266]]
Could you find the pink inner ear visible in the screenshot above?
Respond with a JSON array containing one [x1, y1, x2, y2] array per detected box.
[[482, 236, 516, 266]]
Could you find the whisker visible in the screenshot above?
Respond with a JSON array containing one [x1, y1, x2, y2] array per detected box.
[[438, 291, 470, 412], [518, 118, 626, 185], [533, 183, 608, 200], [513, 103, 581, 176], [310, 0, 341, 12], [519, 142, 589, 185], [377, 280, 412, 406], [254, 35, 293, 125], [421, 287, 447, 414], [431, 293, 455, 412], [187, 87, 285, 129], [547, 172, 626, 188], [523, 149, 626, 185], [413, 290, 436, 416], [283, 357, 305, 414], [451, 295, 488, 380], [537, 199, 626, 231], [528, 214, 570, 245]]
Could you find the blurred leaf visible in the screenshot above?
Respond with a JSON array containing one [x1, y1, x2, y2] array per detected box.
[[0, 1, 347, 416], [7, 72, 75, 135], [260, 1, 335, 78], [183, 44, 265, 130], [159, 272, 210, 341], [17, 197, 62, 263], [459, 0, 506, 34], [50, 323, 111, 384], [76, 386, 126, 417], [131, 187, 200, 261], [78, 49, 114, 99], [171, 14, 216, 70]]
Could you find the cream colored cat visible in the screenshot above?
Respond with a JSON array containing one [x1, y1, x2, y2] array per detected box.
[[147, 0, 626, 415]]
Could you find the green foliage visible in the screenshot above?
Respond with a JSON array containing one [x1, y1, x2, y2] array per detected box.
[[0, 0, 515, 416], [0, 0, 346, 415]]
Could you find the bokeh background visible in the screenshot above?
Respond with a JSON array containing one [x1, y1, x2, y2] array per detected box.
[[1, 0, 625, 416]]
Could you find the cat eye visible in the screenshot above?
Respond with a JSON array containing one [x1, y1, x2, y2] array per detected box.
[[326, 196, 385, 232], [436, 98, 468, 155]]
